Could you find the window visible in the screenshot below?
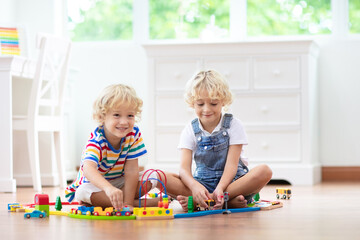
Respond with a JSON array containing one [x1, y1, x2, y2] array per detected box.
[[149, 0, 230, 40], [247, 0, 332, 36], [66, 0, 356, 42], [67, 0, 133, 41], [349, 0, 360, 34]]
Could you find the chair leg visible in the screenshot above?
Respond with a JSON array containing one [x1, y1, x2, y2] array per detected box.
[[54, 131, 66, 188], [26, 128, 42, 192]]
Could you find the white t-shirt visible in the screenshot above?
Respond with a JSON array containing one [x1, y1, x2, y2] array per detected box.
[[178, 114, 249, 165]]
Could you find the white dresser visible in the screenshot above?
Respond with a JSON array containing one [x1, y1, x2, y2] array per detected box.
[[143, 41, 320, 185]]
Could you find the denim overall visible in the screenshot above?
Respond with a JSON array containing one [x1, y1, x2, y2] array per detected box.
[[192, 113, 249, 193]]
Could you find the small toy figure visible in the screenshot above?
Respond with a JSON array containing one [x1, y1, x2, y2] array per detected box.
[[276, 188, 292, 200]]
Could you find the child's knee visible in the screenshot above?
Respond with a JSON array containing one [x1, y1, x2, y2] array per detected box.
[[252, 164, 272, 182], [165, 172, 180, 180], [259, 164, 272, 181]]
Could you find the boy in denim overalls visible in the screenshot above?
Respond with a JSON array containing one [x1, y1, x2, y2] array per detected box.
[[165, 70, 272, 211]]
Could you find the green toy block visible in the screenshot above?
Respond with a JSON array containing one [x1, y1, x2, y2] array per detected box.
[[188, 196, 194, 213], [35, 205, 49, 216]]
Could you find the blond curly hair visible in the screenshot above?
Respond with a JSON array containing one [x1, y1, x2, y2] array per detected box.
[[185, 70, 233, 108], [92, 84, 143, 125]]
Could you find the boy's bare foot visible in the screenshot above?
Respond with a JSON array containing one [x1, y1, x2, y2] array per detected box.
[[176, 195, 189, 212], [227, 195, 248, 208]]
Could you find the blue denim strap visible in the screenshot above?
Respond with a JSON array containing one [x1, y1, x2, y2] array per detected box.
[[221, 113, 233, 129], [191, 118, 202, 134]]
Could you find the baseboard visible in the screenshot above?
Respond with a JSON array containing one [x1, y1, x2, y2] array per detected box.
[[14, 170, 78, 187], [146, 163, 322, 185], [322, 167, 360, 181], [0, 178, 17, 192], [15, 174, 59, 186]]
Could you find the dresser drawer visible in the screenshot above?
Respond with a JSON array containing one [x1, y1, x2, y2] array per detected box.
[[245, 130, 301, 162], [253, 56, 300, 89], [230, 94, 300, 125], [155, 58, 201, 90], [204, 57, 250, 90], [156, 95, 196, 125]]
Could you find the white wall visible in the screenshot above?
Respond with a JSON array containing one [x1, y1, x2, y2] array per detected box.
[[0, 0, 15, 23], [318, 39, 360, 166], [3, 1, 360, 184], [13, 0, 56, 57]]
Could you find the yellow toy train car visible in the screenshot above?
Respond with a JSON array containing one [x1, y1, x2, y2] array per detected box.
[[276, 188, 292, 200]]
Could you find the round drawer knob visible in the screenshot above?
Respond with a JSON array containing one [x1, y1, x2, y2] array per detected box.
[[273, 69, 281, 76], [260, 106, 269, 113], [262, 142, 269, 148]]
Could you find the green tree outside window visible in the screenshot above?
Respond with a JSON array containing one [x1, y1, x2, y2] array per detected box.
[[349, 0, 360, 33], [247, 0, 332, 36], [68, 0, 133, 41], [149, 0, 230, 40]]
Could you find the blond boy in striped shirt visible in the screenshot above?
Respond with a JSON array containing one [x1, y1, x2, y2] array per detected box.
[[65, 84, 155, 210]]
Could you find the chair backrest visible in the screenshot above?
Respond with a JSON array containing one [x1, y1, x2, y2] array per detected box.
[[28, 33, 72, 120]]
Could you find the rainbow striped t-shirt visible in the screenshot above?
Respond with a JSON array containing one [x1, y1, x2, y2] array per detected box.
[[65, 125, 147, 202]]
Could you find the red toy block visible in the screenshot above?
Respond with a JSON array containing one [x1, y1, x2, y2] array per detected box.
[[34, 194, 49, 205]]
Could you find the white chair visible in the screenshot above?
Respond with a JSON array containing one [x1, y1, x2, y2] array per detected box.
[[13, 33, 72, 192]]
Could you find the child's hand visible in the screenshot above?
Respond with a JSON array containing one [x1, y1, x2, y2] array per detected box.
[[104, 186, 124, 210], [191, 184, 212, 209], [212, 188, 224, 210]]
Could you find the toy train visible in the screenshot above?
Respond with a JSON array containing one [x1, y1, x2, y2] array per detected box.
[[195, 199, 215, 211], [70, 206, 132, 216]]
